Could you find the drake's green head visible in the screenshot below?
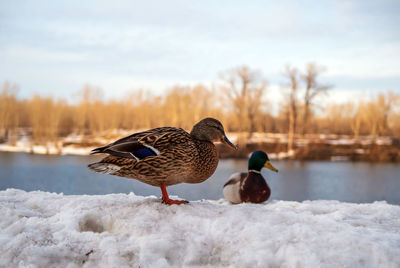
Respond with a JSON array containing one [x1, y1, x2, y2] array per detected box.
[[248, 151, 278, 172]]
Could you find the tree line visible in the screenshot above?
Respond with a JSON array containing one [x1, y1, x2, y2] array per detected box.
[[1, 64, 399, 146]]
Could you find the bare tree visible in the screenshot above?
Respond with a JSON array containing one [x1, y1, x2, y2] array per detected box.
[[0, 82, 19, 142], [301, 63, 331, 135], [190, 84, 213, 124], [220, 66, 267, 137], [350, 102, 363, 139], [377, 91, 399, 135], [322, 102, 354, 135], [284, 65, 299, 152], [1, 68, 399, 149], [75, 84, 103, 134]]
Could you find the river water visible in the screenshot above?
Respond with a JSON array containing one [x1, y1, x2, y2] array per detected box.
[[1, 152, 399, 204]]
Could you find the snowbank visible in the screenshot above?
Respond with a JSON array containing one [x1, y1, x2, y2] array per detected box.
[[0, 143, 92, 155], [1, 189, 399, 267]]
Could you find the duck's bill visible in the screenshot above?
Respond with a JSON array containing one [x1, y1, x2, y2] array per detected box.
[[264, 161, 278, 172], [223, 136, 237, 150]]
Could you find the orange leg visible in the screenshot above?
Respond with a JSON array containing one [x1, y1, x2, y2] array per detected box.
[[160, 183, 188, 205]]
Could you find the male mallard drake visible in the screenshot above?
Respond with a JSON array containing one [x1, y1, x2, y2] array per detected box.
[[223, 151, 278, 204], [88, 118, 236, 205]]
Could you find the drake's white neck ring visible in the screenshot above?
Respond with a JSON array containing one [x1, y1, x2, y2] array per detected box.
[[248, 170, 261, 174]]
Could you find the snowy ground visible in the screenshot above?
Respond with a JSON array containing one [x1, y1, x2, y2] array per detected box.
[[1, 189, 400, 268]]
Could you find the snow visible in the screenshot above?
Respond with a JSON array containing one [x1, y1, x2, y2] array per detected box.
[[0, 133, 92, 155], [0, 143, 91, 155], [60, 146, 92, 156], [330, 156, 350, 162], [325, 139, 357, 145], [268, 150, 295, 160], [1, 189, 399, 267]]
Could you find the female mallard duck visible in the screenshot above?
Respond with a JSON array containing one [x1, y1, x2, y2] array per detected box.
[[223, 151, 278, 204], [88, 118, 236, 205]]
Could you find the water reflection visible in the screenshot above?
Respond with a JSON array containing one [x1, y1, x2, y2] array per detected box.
[[0, 152, 399, 204]]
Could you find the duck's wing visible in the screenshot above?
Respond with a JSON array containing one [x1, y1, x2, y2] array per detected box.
[[223, 172, 247, 204], [90, 127, 188, 160], [96, 141, 159, 160], [223, 172, 247, 188]]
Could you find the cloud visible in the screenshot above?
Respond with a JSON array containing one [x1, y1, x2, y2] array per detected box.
[[2, 46, 90, 63], [1, 0, 399, 101], [323, 42, 400, 78]]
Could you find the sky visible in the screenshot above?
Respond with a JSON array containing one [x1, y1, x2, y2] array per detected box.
[[1, 0, 399, 103]]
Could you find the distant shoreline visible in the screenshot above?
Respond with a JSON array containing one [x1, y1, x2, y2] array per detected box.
[[218, 134, 400, 162], [1, 132, 399, 162]]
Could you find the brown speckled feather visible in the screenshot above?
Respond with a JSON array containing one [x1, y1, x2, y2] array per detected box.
[[89, 127, 219, 187]]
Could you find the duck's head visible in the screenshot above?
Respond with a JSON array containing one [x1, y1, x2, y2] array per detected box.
[[190, 118, 237, 150], [248, 151, 278, 172]]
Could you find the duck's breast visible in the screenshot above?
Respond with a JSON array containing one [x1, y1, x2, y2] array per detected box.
[[185, 141, 218, 183], [239, 173, 271, 203]]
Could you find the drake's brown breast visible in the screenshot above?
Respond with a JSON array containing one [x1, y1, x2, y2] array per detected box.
[[239, 173, 271, 203]]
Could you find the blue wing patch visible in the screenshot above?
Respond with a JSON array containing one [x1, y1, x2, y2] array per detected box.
[[132, 147, 158, 159], [101, 141, 159, 160]]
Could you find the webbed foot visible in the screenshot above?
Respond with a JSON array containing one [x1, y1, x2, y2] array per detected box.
[[161, 198, 189, 205], [160, 183, 189, 205]]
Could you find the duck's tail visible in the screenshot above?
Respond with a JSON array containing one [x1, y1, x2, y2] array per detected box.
[[88, 162, 121, 175]]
